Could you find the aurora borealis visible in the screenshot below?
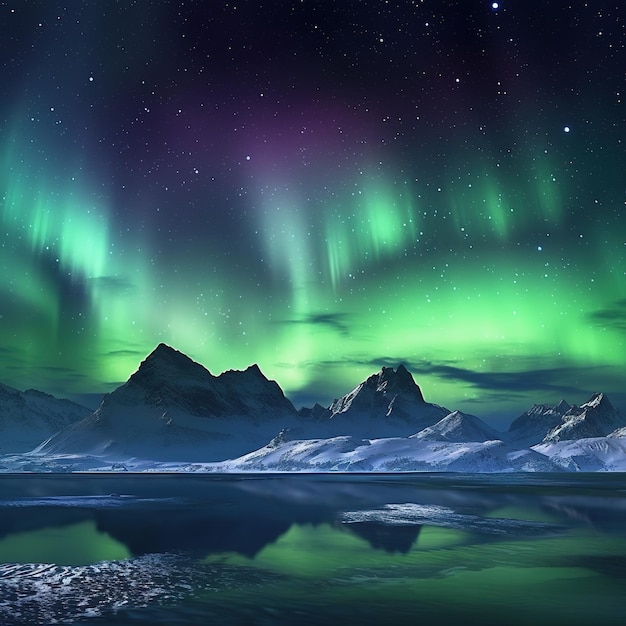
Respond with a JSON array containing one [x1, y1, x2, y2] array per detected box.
[[1, 1, 624, 424]]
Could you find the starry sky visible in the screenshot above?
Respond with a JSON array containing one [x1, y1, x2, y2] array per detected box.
[[1, 1, 625, 425]]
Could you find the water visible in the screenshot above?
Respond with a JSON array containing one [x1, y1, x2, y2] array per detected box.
[[0, 473, 624, 625]]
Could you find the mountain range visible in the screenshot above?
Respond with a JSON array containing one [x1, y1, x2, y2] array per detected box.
[[0, 383, 91, 454], [1, 343, 625, 472], [505, 394, 624, 447], [34, 344, 302, 462]]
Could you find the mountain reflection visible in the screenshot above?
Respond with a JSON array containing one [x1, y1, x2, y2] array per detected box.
[[342, 522, 422, 554], [0, 474, 625, 564]]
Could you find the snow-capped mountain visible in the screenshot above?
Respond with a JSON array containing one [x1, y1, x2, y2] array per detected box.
[[321, 364, 450, 437], [34, 344, 300, 462], [505, 400, 571, 447], [541, 393, 625, 443], [99, 343, 296, 420], [411, 410, 501, 443], [2, 343, 624, 472], [212, 407, 552, 473], [505, 394, 625, 447], [32, 355, 453, 461], [0, 383, 91, 453], [154, 388, 626, 472]]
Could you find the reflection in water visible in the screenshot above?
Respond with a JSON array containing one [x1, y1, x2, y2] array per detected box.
[[0, 473, 624, 625], [0, 520, 129, 565], [345, 522, 422, 553]]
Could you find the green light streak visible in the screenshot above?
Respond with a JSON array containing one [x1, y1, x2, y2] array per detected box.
[[481, 180, 510, 239], [1, 126, 111, 297], [528, 150, 563, 223], [253, 247, 624, 409], [0, 251, 59, 326], [447, 174, 513, 240], [0, 111, 622, 419], [324, 177, 420, 290]]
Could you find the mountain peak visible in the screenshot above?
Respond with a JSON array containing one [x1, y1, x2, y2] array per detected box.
[[371, 364, 425, 401], [244, 364, 265, 378], [133, 344, 214, 381], [555, 399, 571, 414], [581, 392, 613, 412], [541, 392, 623, 443], [109, 344, 219, 414], [412, 410, 501, 443], [144, 343, 197, 366], [218, 363, 278, 388], [325, 363, 447, 436], [395, 363, 410, 376], [110, 345, 297, 420]]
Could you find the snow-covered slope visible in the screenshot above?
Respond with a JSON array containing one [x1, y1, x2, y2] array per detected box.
[[322, 365, 449, 437], [411, 410, 502, 443], [34, 344, 301, 462], [534, 436, 626, 471], [216, 434, 560, 473], [0, 384, 91, 453]]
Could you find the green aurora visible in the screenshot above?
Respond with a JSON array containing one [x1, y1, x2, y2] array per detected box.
[[0, 2, 624, 425]]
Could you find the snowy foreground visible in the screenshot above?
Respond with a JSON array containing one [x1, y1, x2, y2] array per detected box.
[[2, 434, 626, 473]]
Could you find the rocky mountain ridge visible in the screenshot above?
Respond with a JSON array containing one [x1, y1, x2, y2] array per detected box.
[[506, 393, 624, 447], [1, 343, 624, 471]]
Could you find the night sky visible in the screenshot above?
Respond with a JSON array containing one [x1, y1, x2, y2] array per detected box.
[[1, 1, 625, 425]]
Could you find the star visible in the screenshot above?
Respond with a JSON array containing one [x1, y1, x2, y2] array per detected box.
[[0, 0, 623, 422]]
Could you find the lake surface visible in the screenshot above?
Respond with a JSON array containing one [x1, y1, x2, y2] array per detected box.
[[0, 473, 625, 625]]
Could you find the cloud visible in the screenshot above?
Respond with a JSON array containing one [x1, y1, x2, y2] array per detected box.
[[275, 353, 625, 417], [277, 312, 352, 336], [38, 365, 83, 374], [391, 359, 620, 399], [588, 299, 626, 332], [105, 349, 146, 357], [293, 355, 616, 399], [89, 275, 135, 293]]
